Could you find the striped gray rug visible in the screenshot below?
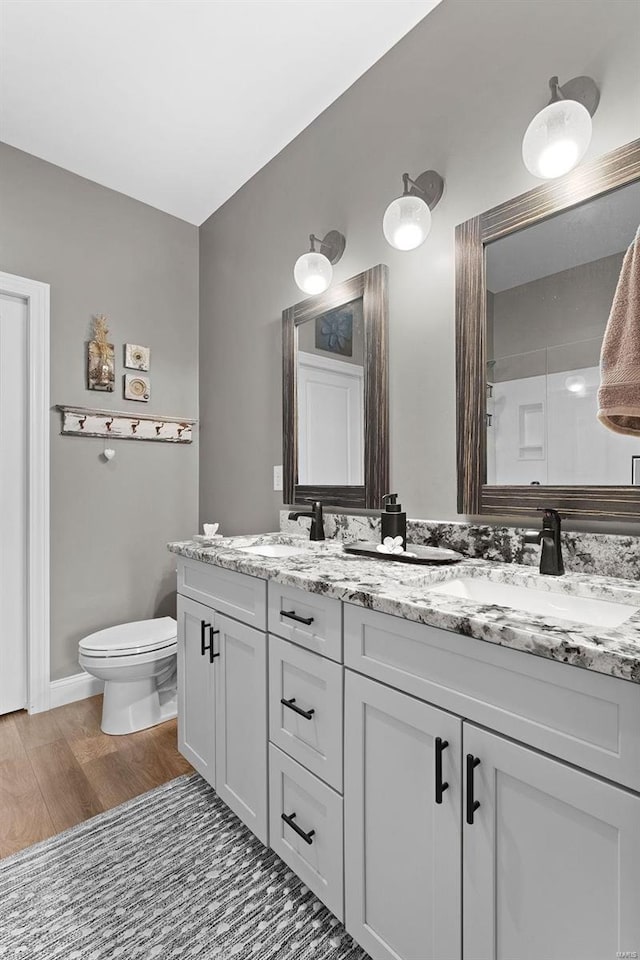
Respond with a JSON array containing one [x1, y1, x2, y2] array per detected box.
[[0, 774, 369, 960]]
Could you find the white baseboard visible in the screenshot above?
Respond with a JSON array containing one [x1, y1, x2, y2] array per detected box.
[[49, 671, 104, 709]]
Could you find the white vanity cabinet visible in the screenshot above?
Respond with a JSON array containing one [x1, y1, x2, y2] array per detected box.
[[175, 552, 640, 960], [343, 603, 640, 960], [344, 671, 462, 960], [176, 561, 268, 844]]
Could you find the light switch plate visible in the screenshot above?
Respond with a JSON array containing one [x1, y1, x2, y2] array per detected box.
[[273, 464, 283, 491]]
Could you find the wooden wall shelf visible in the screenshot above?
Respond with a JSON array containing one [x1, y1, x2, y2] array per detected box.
[[57, 405, 196, 443]]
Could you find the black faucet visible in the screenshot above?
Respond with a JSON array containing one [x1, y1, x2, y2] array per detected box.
[[288, 500, 325, 541], [524, 508, 564, 576]]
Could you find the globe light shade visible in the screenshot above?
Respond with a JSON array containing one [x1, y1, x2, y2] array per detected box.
[[383, 194, 432, 251], [294, 251, 333, 295], [522, 98, 592, 180], [565, 374, 587, 395]]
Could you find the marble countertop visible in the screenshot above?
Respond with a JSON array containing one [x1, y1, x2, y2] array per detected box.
[[168, 534, 640, 685]]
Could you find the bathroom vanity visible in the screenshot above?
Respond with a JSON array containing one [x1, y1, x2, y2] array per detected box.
[[169, 534, 640, 960]]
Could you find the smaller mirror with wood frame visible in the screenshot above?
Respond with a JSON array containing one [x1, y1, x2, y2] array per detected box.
[[456, 139, 640, 522], [283, 264, 389, 509]]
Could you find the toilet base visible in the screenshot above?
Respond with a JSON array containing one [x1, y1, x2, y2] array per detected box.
[[101, 677, 177, 735]]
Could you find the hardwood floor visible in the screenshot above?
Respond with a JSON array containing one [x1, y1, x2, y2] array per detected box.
[[0, 696, 192, 859]]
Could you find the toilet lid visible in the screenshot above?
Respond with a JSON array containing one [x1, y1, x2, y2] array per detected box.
[[79, 617, 177, 656]]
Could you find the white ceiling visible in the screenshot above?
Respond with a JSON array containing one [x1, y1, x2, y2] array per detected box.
[[0, 0, 441, 224]]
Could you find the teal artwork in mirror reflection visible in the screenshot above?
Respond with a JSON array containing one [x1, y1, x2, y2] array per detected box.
[[485, 180, 640, 486], [313, 298, 363, 357]]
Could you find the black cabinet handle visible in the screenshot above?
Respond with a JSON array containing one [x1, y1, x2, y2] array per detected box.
[[200, 620, 220, 663], [200, 619, 210, 657], [281, 811, 315, 845], [435, 737, 449, 804], [280, 697, 315, 720], [280, 609, 314, 626], [466, 754, 481, 825], [208, 626, 220, 663]]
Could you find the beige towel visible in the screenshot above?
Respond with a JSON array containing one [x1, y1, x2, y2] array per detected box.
[[598, 225, 640, 435]]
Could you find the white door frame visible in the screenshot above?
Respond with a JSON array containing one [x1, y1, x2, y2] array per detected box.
[[0, 272, 50, 714]]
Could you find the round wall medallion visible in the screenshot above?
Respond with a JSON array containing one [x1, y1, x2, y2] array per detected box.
[[125, 374, 151, 401], [129, 378, 148, 398]]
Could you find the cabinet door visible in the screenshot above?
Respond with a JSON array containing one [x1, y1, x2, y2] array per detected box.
[[176, 595, 216, 785], [215, 613, 268, 844], [463, 724, 640, 960], [344, 671, 462, 960]]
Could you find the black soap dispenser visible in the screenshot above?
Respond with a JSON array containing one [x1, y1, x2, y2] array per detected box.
[[381, 493, 407, 549]]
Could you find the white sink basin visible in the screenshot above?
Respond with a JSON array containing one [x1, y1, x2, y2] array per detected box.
[[428, 578, 637, 629], [238, 543, 309, 558]]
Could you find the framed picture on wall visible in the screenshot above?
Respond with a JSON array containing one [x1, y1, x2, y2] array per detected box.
[[314, 300, 361, 357], [632, 456, 640, 486]]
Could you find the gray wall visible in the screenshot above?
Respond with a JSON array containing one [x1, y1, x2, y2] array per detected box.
[[490, 252, 624, 380], [0, 144, 199, 680], [199, 0, 640, 534]]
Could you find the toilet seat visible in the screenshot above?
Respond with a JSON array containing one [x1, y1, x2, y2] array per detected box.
[[79, 637, 177, 660], [79, 616, 177, 658]]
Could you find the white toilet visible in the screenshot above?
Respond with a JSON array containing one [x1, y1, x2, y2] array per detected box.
[[79, 617, 178, 735]]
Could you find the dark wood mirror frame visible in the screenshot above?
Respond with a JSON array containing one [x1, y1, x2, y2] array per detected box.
[[456, 139, 640, 523], [283, 264, 389, 508], [456, 140, 640, 521]]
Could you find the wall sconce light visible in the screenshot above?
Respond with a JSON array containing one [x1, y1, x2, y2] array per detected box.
[[522, 75, 600, 180], [382, 169, 444, 251], [293, 230, 346, 295]]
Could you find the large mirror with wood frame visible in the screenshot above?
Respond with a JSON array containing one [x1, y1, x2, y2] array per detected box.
[[456, 139, 640, 522], [283, 264, 389, 508]]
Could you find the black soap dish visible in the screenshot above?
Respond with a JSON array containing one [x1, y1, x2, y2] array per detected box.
[[343, 541, 463, 566]]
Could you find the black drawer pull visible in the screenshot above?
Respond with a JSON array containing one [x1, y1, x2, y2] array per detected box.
[[466, 754, 481, 825], [435, 737, 449, 804], [281, 811, 315, 845], [280, 697, 315, 720], [280, 609, 314, 626], [201, 620, 220, 663]]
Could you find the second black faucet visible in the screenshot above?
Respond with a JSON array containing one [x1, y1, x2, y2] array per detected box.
[[524, 508, 564, 576]]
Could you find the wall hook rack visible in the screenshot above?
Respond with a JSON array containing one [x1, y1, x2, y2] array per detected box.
[[57, 405, 197, 443]]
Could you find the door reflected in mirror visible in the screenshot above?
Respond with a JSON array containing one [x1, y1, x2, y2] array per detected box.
[[282, 263, 388, 509], [485, 180, 640, 486], [296, 298, 365, 486]]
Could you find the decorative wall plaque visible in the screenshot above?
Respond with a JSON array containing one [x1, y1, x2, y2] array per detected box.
[[124, 343, 150, 371], [124, 374, 151, 402], [87, 315, 115, 391]]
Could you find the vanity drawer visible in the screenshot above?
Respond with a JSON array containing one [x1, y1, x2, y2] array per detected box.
[[177, 558, 266, 629], [269, 636, 343, 791], [269, 744, 344, 920], [344, 603, 640, 793], [268, 583, 342, 662]]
